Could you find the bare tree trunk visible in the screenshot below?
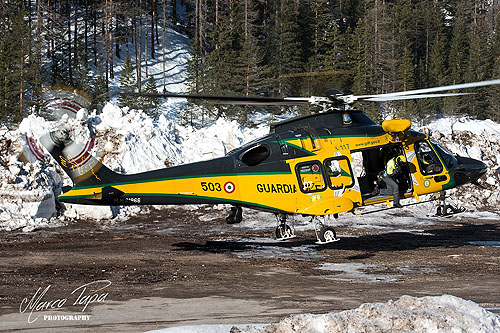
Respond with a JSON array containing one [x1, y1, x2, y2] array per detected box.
[[215, 0, 218, 25], [215, 0, 219, 49], [155, 1, 159, 44], [116, 15, 121, 58], [195, 0, 199, 50], [67, 0, 72, 84], [138, 0, 142, 92], [152, 0, 158, 49], [84, 0, 89, 64], [172, 0, 177, 25], [109, 0, 114, 80], [244, 0, 248, 40], [374, 0, 378, 93], [229, 0, 233, 36], [36, 0, 42, 94], [93, 2, 97, 67], [162, 0, 166, 92], [126, 13, 130, 55], [20, 37, 24, 115], [145, 13, 149, 77], [51, 0, 55, 76], [105, 0, 109, 87], [74, 3, 78, 68], [201, 0, 206, 56], [134, 15, 139, 77]]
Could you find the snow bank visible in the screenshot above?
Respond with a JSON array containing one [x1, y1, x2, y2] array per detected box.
[[418, 117, 500, 210], [0, 103, 267, 231], [241, 295, 500, 333]]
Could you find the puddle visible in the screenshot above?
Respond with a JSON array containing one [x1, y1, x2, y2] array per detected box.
[[468, 241, 500, 247], [314, 262, 440, 282], [222, 237, 328, 260]]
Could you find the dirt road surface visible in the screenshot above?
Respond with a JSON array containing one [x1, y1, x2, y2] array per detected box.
[[1, 206, 499, 332]]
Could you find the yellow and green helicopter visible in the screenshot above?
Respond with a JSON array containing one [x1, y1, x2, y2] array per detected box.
[[39, 80, 498, 243]]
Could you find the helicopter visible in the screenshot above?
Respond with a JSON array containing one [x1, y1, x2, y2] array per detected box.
[[38, 79, 499, 244]]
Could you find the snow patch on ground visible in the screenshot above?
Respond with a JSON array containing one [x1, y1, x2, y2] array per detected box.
[[241, 295, 500, 333]]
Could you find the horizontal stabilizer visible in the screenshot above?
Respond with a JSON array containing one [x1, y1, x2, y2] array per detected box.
[[60, 186, 124, 201]]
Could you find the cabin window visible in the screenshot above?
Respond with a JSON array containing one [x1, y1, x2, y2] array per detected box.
[[324, 156, 354, 189], [415, 140, 443, 175], [296, 161, 326, 193], [430, 138, 457, 169], [240, 144, 270, 166]]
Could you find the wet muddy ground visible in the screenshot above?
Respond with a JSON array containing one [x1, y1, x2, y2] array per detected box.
[[0, 207, 499, 332]]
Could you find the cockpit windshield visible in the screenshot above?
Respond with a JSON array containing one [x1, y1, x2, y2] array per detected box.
[[430, 138, 458, 169]]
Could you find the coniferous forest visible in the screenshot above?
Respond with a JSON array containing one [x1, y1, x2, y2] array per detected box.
[[1, 0, 499, 126]]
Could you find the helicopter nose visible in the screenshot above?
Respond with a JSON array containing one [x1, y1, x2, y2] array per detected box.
[[451, 156, 487, 187]]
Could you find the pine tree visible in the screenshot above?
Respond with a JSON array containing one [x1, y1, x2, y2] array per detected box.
[[446, 4, 470, 116], [397, 47, 418, 119], [91, 66, 109, 112], [141, 75, 159, 117], [119, 55, 137, 109], [76, 64, 93, 97], [265, 0, 304, 97], [464, 16, 491, 119], [428, 32, 449, 116], [238, 0, 266, 123], [0, 1, 38, 124], [351, 17, 377, 120], [308, 0, 333, 72], [489, 12, 500, 122]]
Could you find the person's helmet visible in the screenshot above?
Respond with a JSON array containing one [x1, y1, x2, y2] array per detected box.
[[396, 155, 407, 166]]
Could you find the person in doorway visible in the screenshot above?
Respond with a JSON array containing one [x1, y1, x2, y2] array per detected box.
[[381, 154, 407, 208]]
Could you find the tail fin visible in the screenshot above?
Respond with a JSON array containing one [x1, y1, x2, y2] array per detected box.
[[40, 130, 122, 188]]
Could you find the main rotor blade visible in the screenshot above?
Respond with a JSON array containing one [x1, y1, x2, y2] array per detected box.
[[364, 93, 473, 102], [279, 70, 349, 78], [354, 79, 500, 101], [128, 92, 311, 106]]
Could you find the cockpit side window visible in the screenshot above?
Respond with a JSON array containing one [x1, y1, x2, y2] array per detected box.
[[415, 140, 443, 175], [429, 138, 458, 169], [324, 156, 354, 189]]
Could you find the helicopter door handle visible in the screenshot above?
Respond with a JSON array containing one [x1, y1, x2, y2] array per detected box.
[[433, 175, 447, 183]]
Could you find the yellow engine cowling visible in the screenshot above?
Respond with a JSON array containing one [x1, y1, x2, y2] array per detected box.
[[382, 119, 411, 133]]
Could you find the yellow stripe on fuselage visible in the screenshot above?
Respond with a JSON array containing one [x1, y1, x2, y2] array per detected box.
[[60, 173, 303, 212]]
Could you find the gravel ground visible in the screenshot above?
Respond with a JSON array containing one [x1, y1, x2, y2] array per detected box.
[[0, 206, 499, 332]]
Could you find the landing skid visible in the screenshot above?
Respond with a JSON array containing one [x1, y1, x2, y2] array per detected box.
[[274, 213, 296, 240], [312, 216, 340, 244], [354, 197, 436, 216], [273, 214, 339, 243], [434, 191, 466, 217], [435, 205, 466, 217], [226, 206, 242, 224]]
